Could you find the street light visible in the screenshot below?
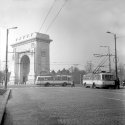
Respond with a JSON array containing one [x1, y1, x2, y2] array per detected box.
[[100, 45, 111, 72], [5, 27, 17, 89], [106, 31, 118, 80]]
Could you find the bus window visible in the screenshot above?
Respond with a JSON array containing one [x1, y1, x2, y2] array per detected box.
[[55, 76, 61, 80], [47, 76, 53, 80], [38, 77, 44, 81], [95, 75, 101, 80], [83, 75, 91, 80], [45, 77, 49, 81], [62, 76, 67, 80], [68, 77, 71, 81], [102, 75, 114, 81]]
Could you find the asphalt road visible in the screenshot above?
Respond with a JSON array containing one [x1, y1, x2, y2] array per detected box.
[[3, 86, 125, 125]]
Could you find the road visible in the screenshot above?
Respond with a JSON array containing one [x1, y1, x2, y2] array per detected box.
[[3, 86, 125, 125]]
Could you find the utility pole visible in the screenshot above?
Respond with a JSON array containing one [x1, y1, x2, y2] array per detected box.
[[108, 46, 111, 73], [5, 27, 17, 89], [5, 29, 9, 89], [107, 31, 119, 89], [114, 34, 118, 80], [106, 32, 118, 80]]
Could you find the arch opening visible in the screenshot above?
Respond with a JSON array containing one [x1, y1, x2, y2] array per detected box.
[[20, 55, 30, 84]]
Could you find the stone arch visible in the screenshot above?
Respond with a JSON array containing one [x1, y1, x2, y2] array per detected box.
[[20, 55, 30, 84], [11, 32, 52, 85]]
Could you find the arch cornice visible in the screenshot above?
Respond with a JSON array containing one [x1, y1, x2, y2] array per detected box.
[[11, 32, 52, 47]]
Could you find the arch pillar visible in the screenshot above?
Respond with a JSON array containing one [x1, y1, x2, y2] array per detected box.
[[26, 53, 35, 84]]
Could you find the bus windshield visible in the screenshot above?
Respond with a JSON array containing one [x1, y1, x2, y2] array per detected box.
[[102, 74, 114, 81]]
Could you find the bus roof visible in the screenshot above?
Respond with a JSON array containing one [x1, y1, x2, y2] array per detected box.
[[84, 72, 113, 76], [37, 74, 72, 77]]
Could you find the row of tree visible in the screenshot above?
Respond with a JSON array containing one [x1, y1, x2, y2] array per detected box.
[[0, 71, 11, 83], [50, 67, 86, 84], [0, 62, 125, 84], [49, 62, 125, 84]]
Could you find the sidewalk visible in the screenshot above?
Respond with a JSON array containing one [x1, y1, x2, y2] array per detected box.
[[0, 89, 11, 125]]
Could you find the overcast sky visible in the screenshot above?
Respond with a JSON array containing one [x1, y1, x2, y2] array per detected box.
[[0, 0, 125, 71]]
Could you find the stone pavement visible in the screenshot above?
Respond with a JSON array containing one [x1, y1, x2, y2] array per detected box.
[[0, 88, 11, 125], [3, 86, 125, 125]]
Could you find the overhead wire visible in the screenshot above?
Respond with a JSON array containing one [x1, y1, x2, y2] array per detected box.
[[38, 0, 57, 33], [95, 57, 107, 70], [45, 0, 68, 33], [97, 57, 108, 72], [93, 56, 108, 73], [6, 61, 84, 66]]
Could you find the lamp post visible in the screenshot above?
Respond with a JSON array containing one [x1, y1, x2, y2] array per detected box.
[[100, 46, 111, 72], [5, 27, 17, 89], [106, 31, 118, 80]]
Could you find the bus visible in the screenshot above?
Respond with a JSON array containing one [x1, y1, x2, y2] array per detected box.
[[82, 72, 115, 88], [35, 75, 73, 87]]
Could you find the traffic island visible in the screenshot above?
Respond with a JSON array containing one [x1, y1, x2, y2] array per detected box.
[[0, 89, 11, 125]]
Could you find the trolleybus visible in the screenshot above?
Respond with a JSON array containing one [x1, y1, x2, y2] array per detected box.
[[82, 72, 115, 88], [35, 75, 73, 87]]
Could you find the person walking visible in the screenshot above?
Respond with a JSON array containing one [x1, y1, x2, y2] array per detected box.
[[115, 78, 120, 89], [71, 80, 75, 87], [23, 76, 26, 84]]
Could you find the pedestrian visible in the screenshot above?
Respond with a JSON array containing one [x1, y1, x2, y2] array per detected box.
[[115, 78, 120, 89], [117, 78, 120, 89], [23, 76, 26, 84], [71, 80, 75, 87]]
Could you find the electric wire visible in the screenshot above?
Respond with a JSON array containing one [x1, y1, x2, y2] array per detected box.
[[96, 57, 108, 72], [93, 56, 108, 73], [38, 0, 57, 32], [45, 0, 68, 33], [94, 57, 107, 72]]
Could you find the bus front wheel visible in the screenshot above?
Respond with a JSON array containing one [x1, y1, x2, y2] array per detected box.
[[62, 82, 67, 87], [45, 82, 50, 87]]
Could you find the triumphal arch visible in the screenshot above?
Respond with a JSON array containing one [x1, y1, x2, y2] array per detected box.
[[11, 32, 52, 84]]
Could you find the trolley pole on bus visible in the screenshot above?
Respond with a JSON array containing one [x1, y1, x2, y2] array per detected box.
[[100, 46, 111, 73]]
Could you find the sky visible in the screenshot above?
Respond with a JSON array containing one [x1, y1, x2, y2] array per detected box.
[[0, 0, 125, 71]]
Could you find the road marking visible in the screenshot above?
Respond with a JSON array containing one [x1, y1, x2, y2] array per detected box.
[[96, 90, 125, 95], [82, 87, 125, 95], [102, 96, 125, 102]]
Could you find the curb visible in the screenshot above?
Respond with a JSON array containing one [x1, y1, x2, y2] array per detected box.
[[0, 89, 11, 125]]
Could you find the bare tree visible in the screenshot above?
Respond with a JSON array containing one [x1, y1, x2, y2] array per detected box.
[[118, 63, 125, 81], [85, 61, 94, 73]]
